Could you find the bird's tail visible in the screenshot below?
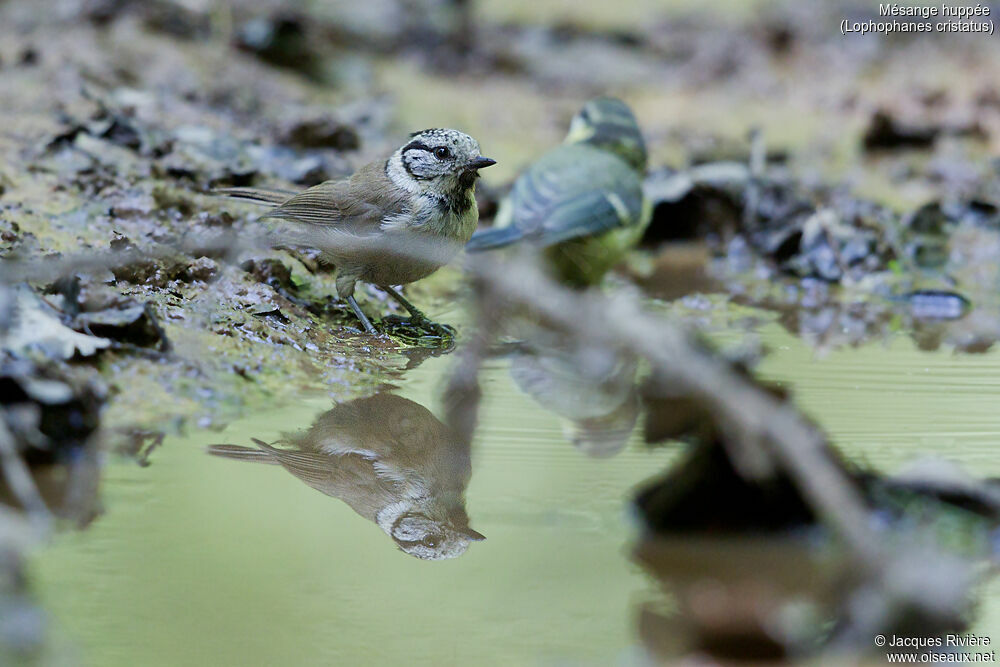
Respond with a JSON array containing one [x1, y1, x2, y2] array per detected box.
[[465, 226, 525, 252], [213, 187, 296, 206], [206, 441, 281, 464]]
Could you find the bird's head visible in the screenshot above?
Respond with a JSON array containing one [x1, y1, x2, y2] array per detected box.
[[564, 97, 647, 173], [389, 510, 486, 561], [388, 128, 496, 196]]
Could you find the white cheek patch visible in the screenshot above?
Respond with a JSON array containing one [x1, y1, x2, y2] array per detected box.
[[376, 500, 411, 533]]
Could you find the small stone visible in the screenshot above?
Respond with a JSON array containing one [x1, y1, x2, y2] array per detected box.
[[110, 232, 135, 251], [183, 257, 218, 283], [240, 257, 294, 291], [18, 47, 39, 66], [281, 117, 360, 150], [195, 211, 235, 227]]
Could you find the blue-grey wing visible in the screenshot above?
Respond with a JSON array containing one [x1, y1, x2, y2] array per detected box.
[[465, 225, 525, 252], [534, 188, 643, 247], [509, 145, 643, 247]]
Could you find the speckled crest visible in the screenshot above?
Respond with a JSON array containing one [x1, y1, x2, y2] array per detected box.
[[396, 128, 483, 181]]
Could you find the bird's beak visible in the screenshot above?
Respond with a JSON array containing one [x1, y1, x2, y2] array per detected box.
[[458, 526, 487, 541], [464, 157, 497, 172]]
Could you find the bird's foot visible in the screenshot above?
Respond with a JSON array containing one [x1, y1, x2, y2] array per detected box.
[[381, 314, 456, 344], [415, 319, 456, 338], [403, 311, 428, 326]]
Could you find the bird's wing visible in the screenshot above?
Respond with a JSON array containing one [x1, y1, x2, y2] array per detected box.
[[252, 439, 393, 502], [465, 225, 526, 252], [263, 180, 350, 227], [533, 188, 643, 247], [206, 443, 280, 464], [214, 187, 299, 206], [509, 146, 644, 247], [264, 161, 408, 232]]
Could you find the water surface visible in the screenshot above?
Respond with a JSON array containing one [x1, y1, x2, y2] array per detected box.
[[30, 320, 1000, 665]]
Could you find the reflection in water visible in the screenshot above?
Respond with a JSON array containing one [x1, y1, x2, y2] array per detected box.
[[634, 535, 843, 661], [26, 325, 1000, 664], [503, 321, 640, 458], [209, 393, 484, 560], [0, 357, 103, 527], [631, 384, 1000, 660], [631, 242, 724, 302], [631, 437, 847, 659]]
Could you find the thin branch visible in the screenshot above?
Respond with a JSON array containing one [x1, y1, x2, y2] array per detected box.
[[466, 252, 883, 566]]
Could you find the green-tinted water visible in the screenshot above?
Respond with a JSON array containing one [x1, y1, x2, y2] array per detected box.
[[28, 321, 1000, 665]]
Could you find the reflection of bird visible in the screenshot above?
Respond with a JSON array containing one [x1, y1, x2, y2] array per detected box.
[[466, 97, 649, 287], [218, 128, 495, 333], [505, 322, 640, 457], [208, 393, 484, 560]]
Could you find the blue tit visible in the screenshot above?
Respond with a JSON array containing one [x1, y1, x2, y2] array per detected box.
[[465, 97, 650, 287]]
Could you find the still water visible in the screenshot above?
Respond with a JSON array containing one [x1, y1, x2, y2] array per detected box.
[[28, 319, 1000, 665]]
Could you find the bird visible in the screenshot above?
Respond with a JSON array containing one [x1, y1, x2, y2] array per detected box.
[[207, 392, 485, 560], [465, 97, 649, 287], [217, 128, 495, 334]]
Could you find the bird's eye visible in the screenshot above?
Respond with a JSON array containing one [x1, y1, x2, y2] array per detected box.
[[422, 536, 440, 548], [433, 147, 451, 160]]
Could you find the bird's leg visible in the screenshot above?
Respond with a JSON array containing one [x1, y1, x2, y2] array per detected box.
[[346, 296, 378, 334], [381, 285, 428, 323]]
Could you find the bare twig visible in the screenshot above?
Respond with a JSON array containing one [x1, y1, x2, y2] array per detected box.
[[744, 126, 765, 229], [441, 276, 503, 446], [0, 230, 276, 286], [465, 252, 880, 563]]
